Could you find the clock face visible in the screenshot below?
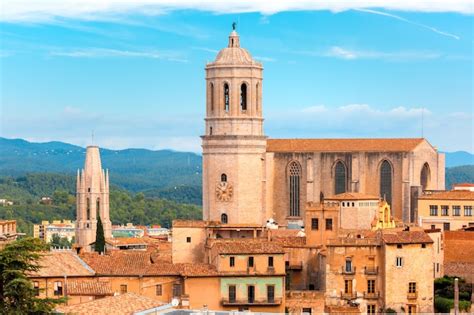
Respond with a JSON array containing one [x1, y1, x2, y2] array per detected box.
[[216, 181, 233, 202]]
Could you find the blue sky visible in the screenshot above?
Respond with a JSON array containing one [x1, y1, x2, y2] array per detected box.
[[0, 1, 472, 152]]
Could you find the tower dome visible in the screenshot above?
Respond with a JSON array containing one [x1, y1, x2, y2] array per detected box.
[[212, 30, 261, 66]]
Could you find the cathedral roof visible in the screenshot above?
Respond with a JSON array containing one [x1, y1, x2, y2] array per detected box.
[[266, 138, 426, 153], [327, 192, 380, 200], [210, 30, 261, 66]]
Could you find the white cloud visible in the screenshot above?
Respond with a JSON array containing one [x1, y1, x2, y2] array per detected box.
[[302, 105, 327, 113], [324, 46, 442, 60], [254, 56, 276, 62], [1, 1, 472, 23], [49, 48, 188, 62]]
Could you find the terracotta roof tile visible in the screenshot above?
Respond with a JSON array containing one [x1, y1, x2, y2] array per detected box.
[[454, 183, 474, 187], [381, 230, 433, 244], [444, 262, 474, 280], [172, 220, 210, 228], [444, 231, 474, 263], [266, 138, 425, 153], [175, 263, 219, 277], [30, 251, 94, 277], [326, 192, 380, 201], [67, 280, 113, 296], [209, 239, 284, 254], [105, 238, 147, 246], [272, 236, 307, 247], [55, 292, 165, 315], [418, 190, 474, 200]]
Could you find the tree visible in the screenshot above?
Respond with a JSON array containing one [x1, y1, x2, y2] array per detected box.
[[94, 216, 105, 253], [0, 237, 64, 314]]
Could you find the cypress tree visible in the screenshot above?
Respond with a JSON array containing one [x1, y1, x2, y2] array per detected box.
[[94, 215, 105, 254]]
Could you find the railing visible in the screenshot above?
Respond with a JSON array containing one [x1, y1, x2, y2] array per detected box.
[[342, 266, 356, 275], [364, 266, 378, 275], [221, 298, 282, 306], [407, 292, 418, 300], [363, 291, 380, 299], [340, 291, 356, 300]]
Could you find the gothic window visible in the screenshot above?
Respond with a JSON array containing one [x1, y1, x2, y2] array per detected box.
[[256, 83, 259, 111], [209, 127, 213, 135], [334, 161, 347, 194], [420, 163, 430, 191], [288, 161, 301, 217], [221, 173, 227, 182], [96, 198, 100, 219], [224, 83, 230, 112], [240, 83, 247, 111], [86, 198, 90, 220], [221, 213, 228, 224], [380, 160, 392, 206], [210, 83, 214, 112]]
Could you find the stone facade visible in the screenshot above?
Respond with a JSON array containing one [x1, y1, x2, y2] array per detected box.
[[76, 146, 112, 251]]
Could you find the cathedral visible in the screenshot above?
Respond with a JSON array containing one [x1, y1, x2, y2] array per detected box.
[[202, 29, 445, 227]]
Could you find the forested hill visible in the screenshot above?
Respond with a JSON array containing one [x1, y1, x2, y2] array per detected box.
[[0, 137, 202, 192]]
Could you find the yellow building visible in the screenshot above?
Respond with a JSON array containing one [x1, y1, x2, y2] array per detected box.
[[418, 190, 474, 231], [33, 220, 75, 243]]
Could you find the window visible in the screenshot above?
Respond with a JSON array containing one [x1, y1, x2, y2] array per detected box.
[[86, 198, 90, 220], [396, 257, 403, 267], [302, 308, 312, 315], [33, 281, 40, 296], [172, 284, 182, 297], [453, 206, 460, 216], [268, 256, 274, 268], [408, 282, 417, 293], [326, 218, 333, 231], [443, 222, 450, 231], [334, 161, 347, 195], [267, 285, 275, 303], [288, 161, 301, 217], [441, 205, 449, 216], [209, 127, 212, 135], [248, 256, 254, 267], [230, 256, 235, 267], [247, 285, 255, 303], [224, 83, 230, 112], [221, 213, 228, 224], [367, 304, 376, 314], [422, 243, 426, 248], [397, 244, 403, 249], [120, 284, 127, 294], [156, 284, 162, 296], [380, 160, 392, 205], [420, 163, 430, 190], [256, 83, 259, 111], [96, 198, 100, 218], [345, 259, 352, 272], [408, 305, 416, 314], [54, 281, 63, 296], [186, 237, 191, 243], [464, 206, 473, 216], [429, 205, 438, 216], [431, 224, 436, 230], [240, 83, 247, 111], [221, 173, 227, 182], [311, 218, 319, 230], [210, 83, 214, 111], [367, 280, 375, 294], [228, 285, 236, 303], [344, 279, 352, 294]]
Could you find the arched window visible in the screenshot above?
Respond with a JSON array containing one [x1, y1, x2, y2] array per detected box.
[[210, 83, 214, 112], [221, 213, 228, 224], [96, 198, 100, 219], [420, 163, 430, 191], [334, 161, 347, 194], [240, 83, 247, 111], [221, 173, 227, 182], [224, 83, 230, 112], [86, 198, 90, 220], [209, 127, 213, 135], [256, 83, 259, 111], [288, 161, 301, 217], [380, 160, 392, 205]]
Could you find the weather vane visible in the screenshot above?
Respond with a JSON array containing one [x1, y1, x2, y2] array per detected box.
[[232, 21, 237, 31]]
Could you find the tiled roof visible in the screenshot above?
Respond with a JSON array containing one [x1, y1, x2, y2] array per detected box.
[[30, 251, 94, 277], [381, 230, 433, 245], [454, 183, 474, 187], [210, 239, 284, 254], [67, 280, 113, 296], [444, 262, 474, 279], [105, 238, 147, 246], [272, 236, 307, 247], [418, 190, 474, 200], [80, 251, 179, 276], [444, 231, 474, 263], [175, 263, 219, 277], [326, 192, 380, 201], [266, 138, 425, 153], [172, 220, 210, 228], [55, 292, 165, 315]]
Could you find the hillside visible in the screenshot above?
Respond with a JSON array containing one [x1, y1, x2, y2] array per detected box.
[[446, 165, 474, 189]]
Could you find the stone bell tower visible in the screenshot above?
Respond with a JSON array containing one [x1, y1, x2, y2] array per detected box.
[[75, 146, 112, 251], [202, 26, 268, 225]]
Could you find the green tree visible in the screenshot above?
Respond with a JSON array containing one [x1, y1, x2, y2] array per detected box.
[[0, 237, 64, 314], [94, 216, 105, 253]]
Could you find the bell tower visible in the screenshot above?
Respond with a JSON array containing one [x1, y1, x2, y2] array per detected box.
[[202, 26, 267, 225]]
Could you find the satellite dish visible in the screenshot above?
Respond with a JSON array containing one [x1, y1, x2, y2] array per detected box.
[[171, 298, 180, 307]]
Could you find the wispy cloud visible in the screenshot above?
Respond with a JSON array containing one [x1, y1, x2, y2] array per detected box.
[[49, 48, 188, 62], [192, 47, 219, 54], [0, 50, 14, 58], [254, 56, 276, 62], [355, 8, 461, 40], [1, 1, 472, 23]]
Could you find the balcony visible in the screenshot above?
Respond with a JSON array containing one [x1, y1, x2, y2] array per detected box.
[[340, 292, 357, 300], [221, 298, 282, 306], [363, 291, 380, 299], [364, 266, 378, 275], [407, 292, 418, 300], [342, 266, 356, 275]]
